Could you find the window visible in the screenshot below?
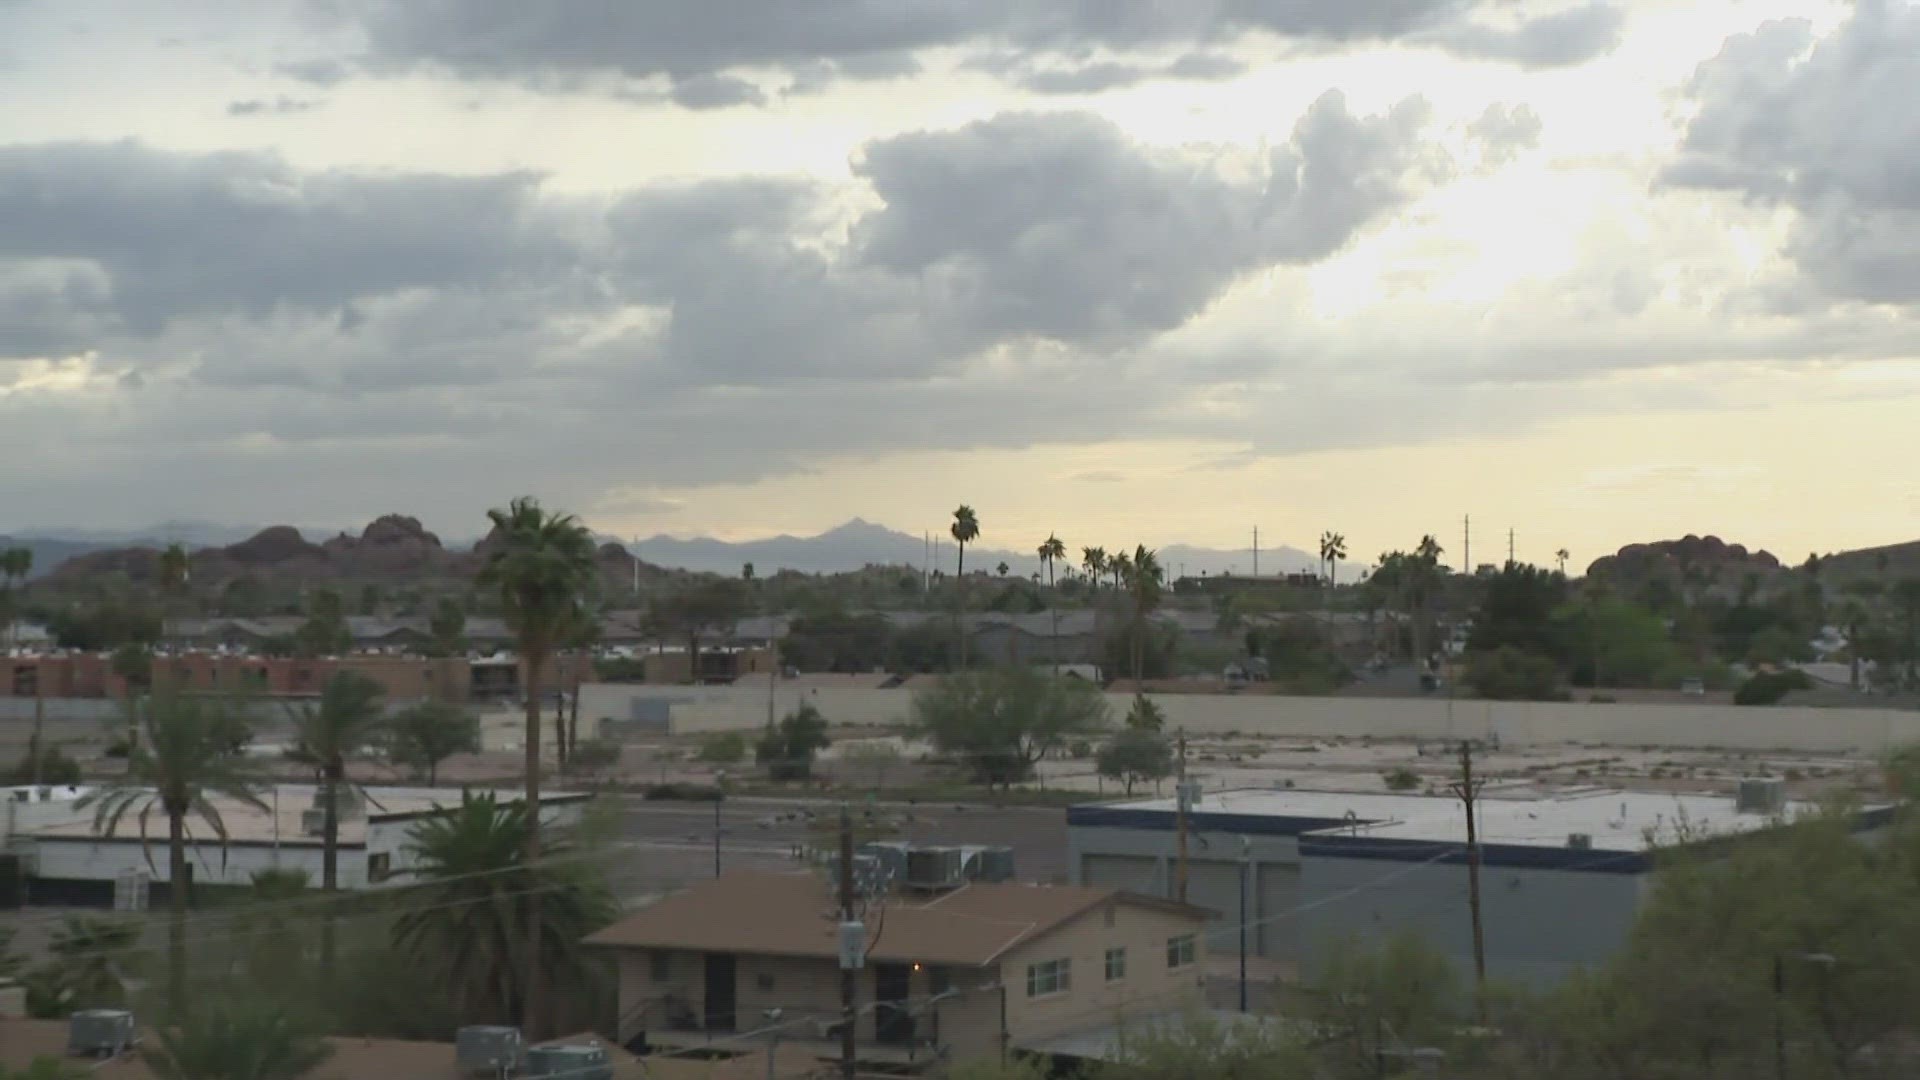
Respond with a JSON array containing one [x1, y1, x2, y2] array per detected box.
[[366, 853, 391, 882], [1166, 934, 1196, 969], [1026, 958, 1071, 998], [1105, 947, 1127, 982], [650, 951, 673, 984], [756, 973, 776, 992]]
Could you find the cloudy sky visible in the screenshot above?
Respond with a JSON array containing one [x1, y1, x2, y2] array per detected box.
[[3, 0, 1917, 567]]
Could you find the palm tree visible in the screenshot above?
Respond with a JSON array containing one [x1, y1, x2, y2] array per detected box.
[[0, 546, 31, 647], [286, 670, 388, 977], [950, 506, 980, 668], [1124, 545, 1164, 691], [79, 692, 266, 1012], [1082, 547, 1108, 590], [391, 792, 613, 1026], [477, 496, 598, 1034], [1110, 550, 1133, 592], [1319, 532, 1348, 587], [1555, 548, 1571, 576], [1038, 534, 1067, 673]]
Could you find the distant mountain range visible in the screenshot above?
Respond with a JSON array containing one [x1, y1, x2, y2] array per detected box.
[[7, 516, 1321, 581], [627, 518, 1319, 579]]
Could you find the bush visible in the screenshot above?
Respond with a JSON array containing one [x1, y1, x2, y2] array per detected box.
[[1382, 766, 1421, 791], [1734, 669, 1814, 706], [5, 745, 81, 785], [1464, 648, 1568, 701], [697, 732, 748, 765]]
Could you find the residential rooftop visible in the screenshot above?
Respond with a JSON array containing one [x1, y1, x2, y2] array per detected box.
[[584, 870, 1206, 966]]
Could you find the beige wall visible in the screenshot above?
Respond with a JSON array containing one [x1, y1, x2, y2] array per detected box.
[[997, 901, 1209, 1044], [606, 902, 1207, 1058], [580, 683, 1920, 753]]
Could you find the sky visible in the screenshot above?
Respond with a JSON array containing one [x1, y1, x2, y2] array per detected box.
[[2, 0, 1918, 570]]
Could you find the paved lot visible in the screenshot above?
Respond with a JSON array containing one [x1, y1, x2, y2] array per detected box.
[[605, 796, 1068, 901]]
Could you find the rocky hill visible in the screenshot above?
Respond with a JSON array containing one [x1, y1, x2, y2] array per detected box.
[[1585, 534, 1789, 599], [41, 515, 671, 594]]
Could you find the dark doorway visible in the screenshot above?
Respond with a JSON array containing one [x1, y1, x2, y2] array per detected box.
[[703, 953, 736, 1033], [873, 963, 914, 1046]]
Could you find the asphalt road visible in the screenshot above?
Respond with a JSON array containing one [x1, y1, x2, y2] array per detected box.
[[605, 796, 1069, 901]]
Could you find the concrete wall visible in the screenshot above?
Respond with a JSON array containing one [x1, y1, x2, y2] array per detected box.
[[580, 683, 1920, 753], [1297, 855, 1646, 987]]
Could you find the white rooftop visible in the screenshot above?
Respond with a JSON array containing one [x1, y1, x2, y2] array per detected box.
[[1083, 786, 1846, 854]]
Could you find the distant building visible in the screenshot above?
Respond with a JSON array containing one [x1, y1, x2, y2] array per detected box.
[[1068, 785, 1893, 985], [0, 651, 596, 704]]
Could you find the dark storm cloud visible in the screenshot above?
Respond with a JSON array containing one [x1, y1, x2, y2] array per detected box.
[[1665, 2, 1920, 304], [325, 0, 1624, 99], [0, 142, 570, 341], [667, 73, 767, 110]]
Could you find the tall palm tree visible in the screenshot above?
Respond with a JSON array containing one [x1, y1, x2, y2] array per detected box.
[[950, 506, 980, 668], [1082, 547, 1108, 590], [1124, 545, 1164, 691], [1410, 536, 1445, 667], [286, 670, 388, 977], [391, 792, 613, 1026], [1555, 548, 1571, 576], [79, 692, 266, 1013], [478, 496, 598, 1034], [1038, 534, 1067, 673], [1319, 532, 1348, 587], [1110, 549, 1133, 592], [0, 546, 31, 648]]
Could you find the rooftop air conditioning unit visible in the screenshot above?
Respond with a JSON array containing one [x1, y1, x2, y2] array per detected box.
[[1736, 776, 1788, 815], [525, 1044, 611, 1080], [969, 846, 1016, 883], [1566, 833, 1593, 850], [455, 1025, 524, 1077], [903, 846, 965, 891], [68, 1009, 136, 1057]]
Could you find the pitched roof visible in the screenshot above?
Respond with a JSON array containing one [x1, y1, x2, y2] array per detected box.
[[584, 871, 1205, 966]]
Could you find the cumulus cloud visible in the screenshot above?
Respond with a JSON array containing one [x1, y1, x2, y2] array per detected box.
[[227, 96, 320, 116], [1666, 2, 1920, 305], [322, 0, 1625, 99]]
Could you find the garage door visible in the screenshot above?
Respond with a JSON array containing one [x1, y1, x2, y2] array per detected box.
[[1258, 864, 1302, 961], [1186, 860, 1247, 952], [1081, 854, 1162, 896]]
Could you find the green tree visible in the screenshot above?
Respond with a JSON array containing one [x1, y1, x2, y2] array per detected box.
[[157, 543, 190, 595], [425, 595, 468, 657], [287, 671, 388, 977], [1467, 562, 1569, 656], [950, 505, 980, 667], [385, 701, 479, 785], [755, 701, 831, 780], [1095, 723, 1173, 795], [478, 495, 598, 1034], [78, 692, 264, 1013], [1301, 932, 1464, 1079], [142, 997, 332, 1080], [391, 792, 613, 1027], [293, 588, 351, 658], [1319, 530, 1348, 587], [781, 610, 895, 672], [1124, 693, 1166, 731], [110, 641, 153, 691], [0, 546, 31, 647], [1081, 546, 1108, 591], [1465, 646, 1567, 701], [1124, 545, 1165, 690], [1553, 596, 1674, 688], [653, 578, 750, 684], [912, 668, 1108, 787]]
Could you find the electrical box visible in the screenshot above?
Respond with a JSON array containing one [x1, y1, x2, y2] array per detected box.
[[838, 920, 867, 970]]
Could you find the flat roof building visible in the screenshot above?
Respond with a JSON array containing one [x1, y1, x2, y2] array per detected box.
[[1068, 784, 1892, 986]]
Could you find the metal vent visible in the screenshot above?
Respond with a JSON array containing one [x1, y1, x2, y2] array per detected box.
[[1736, 777, 1788, 815], [455, 1025, 524, 1077], [1566, 833, 1592, 850], [902, 847, 964, 890], [526, 1044, 610, 1080], [68, 1009, 136, 1057]]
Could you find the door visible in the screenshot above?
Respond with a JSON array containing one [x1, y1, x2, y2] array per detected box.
[[703, 953, 736, 1033], [873, 963, 914, 1046]]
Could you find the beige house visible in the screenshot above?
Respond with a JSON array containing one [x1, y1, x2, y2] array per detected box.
[[585, 871, 1212, 1070]]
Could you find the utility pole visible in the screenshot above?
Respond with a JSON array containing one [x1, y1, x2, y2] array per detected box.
[[1174, 730, 1190, 903], [1463, 514, 1471, 576], [837, 805, 859, 1080], [1449, 740, 1488, 1018], [1508, 528, 1515, 568], [1252, 527, 1259, 578]]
